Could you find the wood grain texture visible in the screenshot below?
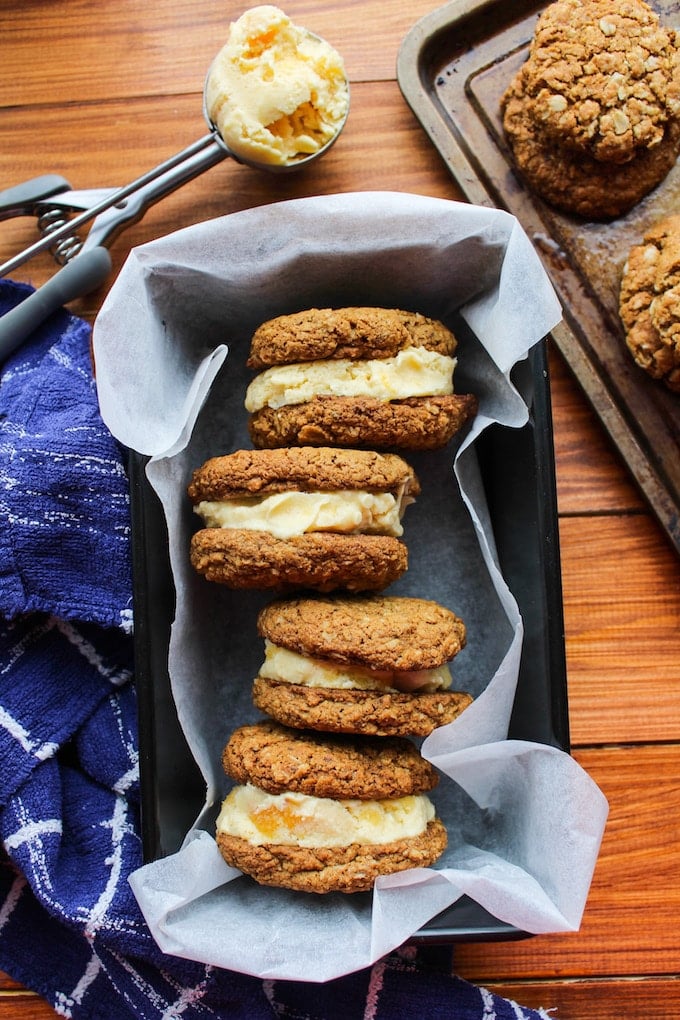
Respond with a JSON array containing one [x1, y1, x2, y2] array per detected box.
[[549, 345, 644, 515], [485, 978, 680, 1017], [0, 82, 457, 306], [0, 992, 58, 1020], [0, 0, 437, 102], [456, 745, 680, 980], [1, 1, 679, 1018], [561, 514, 680, 745]]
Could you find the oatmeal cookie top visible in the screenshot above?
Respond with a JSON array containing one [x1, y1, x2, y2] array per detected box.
[[222, 720, 439, 799], [519, 0, 680, 164], [187, 446, 420, 501], [257, 594, 466, 671], [619, 213, 680, 391], [246, 306, 458, 369]]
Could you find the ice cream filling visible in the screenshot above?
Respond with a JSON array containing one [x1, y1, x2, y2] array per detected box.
[[258, 641, 454, 693], [217, 783, 435, 847], [244, 348, 456, 412], [205, 5, 349, 167], [194, 489, 409, 539]]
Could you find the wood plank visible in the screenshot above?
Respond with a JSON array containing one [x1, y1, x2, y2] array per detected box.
[[0, 0, 440, 104], [549, 345, 644, 514], [455, 744, 680, 981], [560, 515, 680, 746], [0, 994, 56, 1020], [485, 978, 680, 1017]]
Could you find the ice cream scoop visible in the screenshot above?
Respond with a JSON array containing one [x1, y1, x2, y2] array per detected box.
[[204, 5, 350, 169], [0, 7, 349, 358]]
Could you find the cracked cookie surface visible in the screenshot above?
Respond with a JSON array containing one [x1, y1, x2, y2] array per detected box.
[[190, 529, 408, 591], [216, 819, 448, 894], [257, 594, 466, 671], [246, 306, 458, 369], [519, 0, 680, 165], [188, 446, 420, 502], [252, 677, 473, 737], [502, 71, 680, 219], [222, 720, 439, 798], [248, 393, 478, 451]]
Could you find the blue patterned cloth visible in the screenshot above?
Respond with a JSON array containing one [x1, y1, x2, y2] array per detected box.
[[0, 280, 553, 1019]]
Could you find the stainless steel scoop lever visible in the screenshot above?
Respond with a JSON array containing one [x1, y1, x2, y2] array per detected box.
[[0, 134, 225, 280], [0, 135, 229, 363]]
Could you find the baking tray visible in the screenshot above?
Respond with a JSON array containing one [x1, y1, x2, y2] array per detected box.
[[129, 337, 569, 943], [398, 0, 680, 557]]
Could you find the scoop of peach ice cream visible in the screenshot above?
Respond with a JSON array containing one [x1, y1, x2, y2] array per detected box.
[[205, 5, 349, 166]]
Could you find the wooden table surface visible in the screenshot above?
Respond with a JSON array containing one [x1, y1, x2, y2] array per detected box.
[[1, 1, 679, 1017]]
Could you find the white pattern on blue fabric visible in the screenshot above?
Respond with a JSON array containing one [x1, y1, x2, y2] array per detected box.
[[0, 873, 25, 935], [4, 818, 62, 851], [56, 619, 133, 686], [481, 985, 498, 1018]]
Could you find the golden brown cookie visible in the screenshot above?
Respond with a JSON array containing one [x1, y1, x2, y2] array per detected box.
[[244, 307, 477, 451], [252, 594, 472, 736], [248, 394, 478, 451], [252, 677, 473, 737], [246, 307, 458, 369], [257, 594, 466, 671], [188, 448, 419, 592], [215, 720, 448, 893], [215, 822, 448, 894], [190, 530, 409, 592], [518, 0, 680, 165], [502, 71, 680, 219], [188, 447, 420, 501], [619, 214, 680, 391], [222, 720, 440, 798]]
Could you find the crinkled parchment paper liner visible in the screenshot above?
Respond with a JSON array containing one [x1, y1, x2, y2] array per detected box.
[[93, 192, 608, 981]]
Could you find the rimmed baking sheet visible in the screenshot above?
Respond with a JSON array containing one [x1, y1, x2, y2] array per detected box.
[[398, 0, 680, 556]]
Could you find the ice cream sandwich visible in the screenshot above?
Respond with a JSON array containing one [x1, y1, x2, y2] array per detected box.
[[216, 720, 448, 893], [188, 447, 419, 592], [252, 594, 473, 736], [244, 307, 478, 450]]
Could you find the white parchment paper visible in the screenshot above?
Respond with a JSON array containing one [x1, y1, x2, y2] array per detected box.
[[92, 192, 608, 982]]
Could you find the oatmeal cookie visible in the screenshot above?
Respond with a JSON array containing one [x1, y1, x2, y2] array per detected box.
[[248, 393, 478, 451], [252, 676, 473, 737], [215, 821, 448, 894], [619, 213, 680, 391], [246, 307, 458, 369], [215, 719, 448, 893], [502, 71, 680, 219], [222, 720, 439, 798], [518, 0, 680, 165], [252, 594, 471, 736], [257, 594, 466, 671], [187, 447, 420, 502], [189, 529, 408, 592]]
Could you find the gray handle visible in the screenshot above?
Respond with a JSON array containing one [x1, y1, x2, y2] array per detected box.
[[0, 247, 112, 363], [0, 174, 71, 218]]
